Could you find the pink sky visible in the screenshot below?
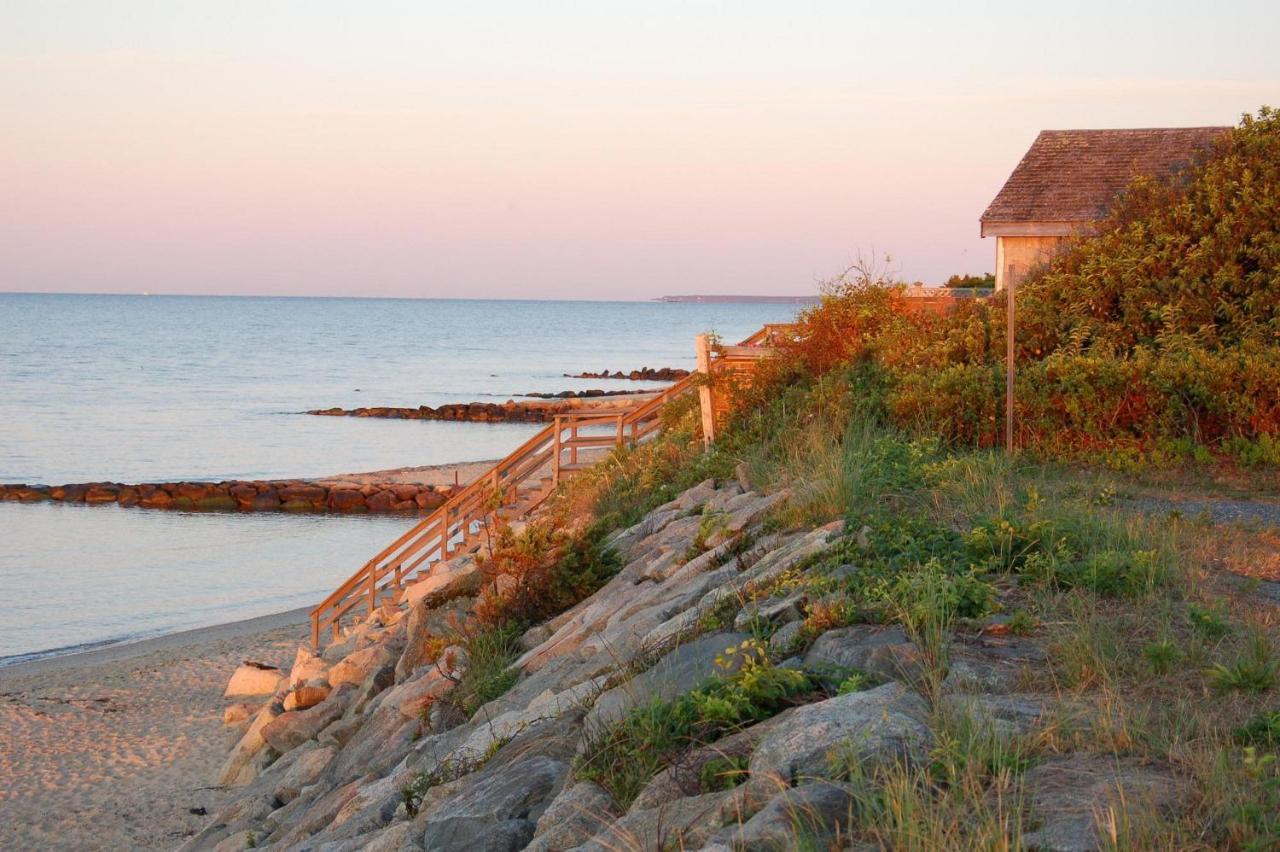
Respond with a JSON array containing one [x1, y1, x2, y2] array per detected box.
[[3, 2, 1277, 299]]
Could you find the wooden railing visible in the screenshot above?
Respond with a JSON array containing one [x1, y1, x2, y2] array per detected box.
[[309, 324, 794, 647]]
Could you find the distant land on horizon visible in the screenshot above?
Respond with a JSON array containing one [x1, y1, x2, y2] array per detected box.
[[655, 294, 819, 304]]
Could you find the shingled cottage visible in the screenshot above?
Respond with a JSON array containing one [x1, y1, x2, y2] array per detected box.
[[980, 127, 1228, 291]]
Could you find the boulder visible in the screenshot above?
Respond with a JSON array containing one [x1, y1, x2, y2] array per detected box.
[[224, 662, 283, 698], [288, 647, 328, 687], [223, 702, 258, 726], [416, 490, 444, 509], [197, 494, 238, 511], [355, 822, 414, 852], [768, 620, 805, 656], [415, 754, 569, 852], [402, 557, 483, 610], [631, 723, 778, 811], [578, 790, 734, 851], [391, 483, 419, 502], [940, 638, 1045, 695], [584, 632, 749, 732], [366, 489, 397, 511], [60, 483, 89, 502], [278, 483, 327, 504], [329, 489, 367, 512], [1021, 754, 1188, 851], [283, 683, 331, 712], [527, 781, 617, 851], [397, 596, 474, 681], [733, 591, 806, 632], [260, 685, 355, 754], [705, 489, 792, 547], [328, 645, 390, 688], [326, 771, 404, 835], [802, 625, 925, 684], [714, 780, 859, 851], [941, 693, 1049, 738], [251, 490, 281, 511], [452, 676, 604, 764], [217, 703, 282, 785], [749, 682, 932, 784], [228, 483, 258, 505], [381, 658, 462, 719], [173, 482, 210, 501], [270, 743, 337, 805], [84, 485, 120, 504]]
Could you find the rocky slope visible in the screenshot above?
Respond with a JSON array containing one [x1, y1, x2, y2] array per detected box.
[[184, 480, 1182, 851]]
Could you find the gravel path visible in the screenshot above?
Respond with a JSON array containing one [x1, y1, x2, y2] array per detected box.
[[1122, 497, 1280, 528]]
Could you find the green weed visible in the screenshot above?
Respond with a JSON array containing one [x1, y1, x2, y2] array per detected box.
[[1207, 634, 1279, 694]]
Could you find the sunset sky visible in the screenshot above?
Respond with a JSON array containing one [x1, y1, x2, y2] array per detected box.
[[3, 1, 1278, 299]]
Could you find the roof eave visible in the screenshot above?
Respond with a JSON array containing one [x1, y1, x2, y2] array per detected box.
[[980, 220, 1082, 238]]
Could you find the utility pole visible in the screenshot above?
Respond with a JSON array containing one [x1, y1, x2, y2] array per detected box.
[[1006, 275, 1016, 453]]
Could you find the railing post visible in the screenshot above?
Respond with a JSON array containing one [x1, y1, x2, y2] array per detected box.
[[615, 414, 624, 447], [552, 416, 562, 484], [367, 561, 376, 615], [311, 612, 319, 650], [696, 333, 715, 448]]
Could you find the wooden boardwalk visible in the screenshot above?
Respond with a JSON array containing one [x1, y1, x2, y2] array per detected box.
[[309, 324, 796, 647]]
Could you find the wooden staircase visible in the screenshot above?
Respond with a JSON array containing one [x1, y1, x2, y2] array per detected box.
[[309, 324, 796, 648]]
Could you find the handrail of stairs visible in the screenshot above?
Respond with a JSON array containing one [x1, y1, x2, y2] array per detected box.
[[309, 324, 795, 648]]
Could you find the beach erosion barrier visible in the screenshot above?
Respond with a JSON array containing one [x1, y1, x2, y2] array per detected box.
[[306, 391, 660, 424], [0, 479, 453, 514]]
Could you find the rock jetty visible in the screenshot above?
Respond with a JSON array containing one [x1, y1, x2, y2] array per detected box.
[[0, 479, 452, 514], [184, 478, 1103, 851], [565, 367, 690, 381], [522, 389, 646, 400], [308, 393, 657, 424]]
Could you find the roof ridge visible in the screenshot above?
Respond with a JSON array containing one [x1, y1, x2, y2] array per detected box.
[[1037, 126, 1231, 133]]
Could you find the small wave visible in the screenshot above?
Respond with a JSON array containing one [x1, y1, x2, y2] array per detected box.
[[0, 629, 165, 668]]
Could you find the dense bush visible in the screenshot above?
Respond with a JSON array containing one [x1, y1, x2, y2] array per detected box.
[[763, 108, 1280, 460]]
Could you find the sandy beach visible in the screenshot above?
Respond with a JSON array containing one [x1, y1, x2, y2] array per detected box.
[[317, 458, 500, 488], [0, 608, 311, 851], [0, 459, 503, 850]]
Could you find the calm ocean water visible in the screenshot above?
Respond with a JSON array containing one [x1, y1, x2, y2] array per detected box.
[[0, 294, 797, 662]]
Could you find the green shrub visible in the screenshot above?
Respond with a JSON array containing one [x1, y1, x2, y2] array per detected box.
[[450, 624, 522, 716], [1142, 638, 1182, 675], [1234, 711, 1280, 748], [1189, 603, 1233, 639], [574, 644, 815, 807], [1207, 635, 1279, 694], [699, 754, 749, 792], [868, 558, 994, 630], [1224, 434, 1280, 468]]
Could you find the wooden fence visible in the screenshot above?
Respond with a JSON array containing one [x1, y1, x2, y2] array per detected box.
[[308, 324, 793, 647]]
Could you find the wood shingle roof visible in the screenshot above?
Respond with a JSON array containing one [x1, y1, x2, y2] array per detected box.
[[980, 127, 1228, 235]]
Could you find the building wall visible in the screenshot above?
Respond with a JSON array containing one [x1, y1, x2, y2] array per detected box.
[[994, 234, 1065, 290]]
